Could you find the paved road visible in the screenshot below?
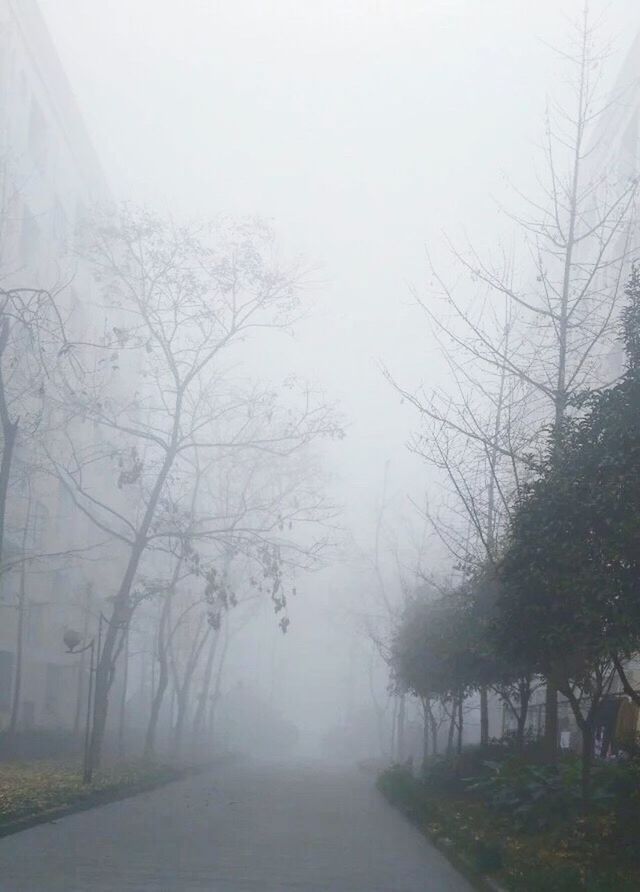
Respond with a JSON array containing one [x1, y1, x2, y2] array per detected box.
[[0, 760, 472, 891]]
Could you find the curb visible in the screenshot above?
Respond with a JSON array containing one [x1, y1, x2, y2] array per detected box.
[[377, 789, 509, 892], [429, 835, 508, 892], [0, 763, 214, 840]]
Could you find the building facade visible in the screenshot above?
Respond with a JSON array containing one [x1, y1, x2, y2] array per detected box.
[[0, 0, 113, 737]]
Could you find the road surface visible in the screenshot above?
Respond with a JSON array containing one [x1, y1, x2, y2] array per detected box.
[[0, 760, 473, 891]]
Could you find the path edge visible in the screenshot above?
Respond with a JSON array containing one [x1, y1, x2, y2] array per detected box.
[[374, 783, 508, 892], [0, 758, 233, 840]]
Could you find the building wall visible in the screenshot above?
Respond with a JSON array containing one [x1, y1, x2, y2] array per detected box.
[[0, 0, 115, 735]]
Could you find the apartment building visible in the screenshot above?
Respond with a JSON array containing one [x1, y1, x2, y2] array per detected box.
[[0, 0, 113, 735]]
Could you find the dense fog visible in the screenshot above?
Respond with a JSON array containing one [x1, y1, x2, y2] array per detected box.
[[3, 4, 640, 887], [0, 0, 624, 763]]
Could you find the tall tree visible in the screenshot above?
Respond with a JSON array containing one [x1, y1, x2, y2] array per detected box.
[[51, 208, 341, 766], [497, 267, 640, 796], [389, 3, 638, 757]]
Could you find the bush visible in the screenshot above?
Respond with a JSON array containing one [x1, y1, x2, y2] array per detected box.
[[380, 747, 640, 890], [421, 750, 488, 792], [473, 839, 503, 874], [376, 765, 428, 820], [466, 757, 590, 831], [510, 860, 584, 891]]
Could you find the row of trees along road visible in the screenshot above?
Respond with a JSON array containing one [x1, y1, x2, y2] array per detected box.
[[392, 267, 640, 801], [1, 204, 342, 763], [387, 1, 639, 768]]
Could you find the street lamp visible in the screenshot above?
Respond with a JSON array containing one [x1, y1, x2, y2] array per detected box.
[[64, 627, 96, 784], [64, 612, 122, 784]]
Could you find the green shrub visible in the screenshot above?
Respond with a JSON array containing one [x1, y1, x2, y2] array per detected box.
[[510, 860, 584, 891], [379, 747, 640, 891], [376, 765, 428, 820], [473, 839, 502, 874], [466, 757, 590, 831], [421, 750, 486, 792]]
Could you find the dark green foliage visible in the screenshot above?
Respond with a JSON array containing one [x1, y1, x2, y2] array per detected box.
[[379, 753, 640, 890], [467, 758, 587, 831], [376, 764, 427, 820], [421, 753, 468, 792], [391, 591, 483, 702], [498, 267, 640, 680], [421, 748, 505, 791], [511, 861, 584, 892], [472, 840, 503, 874]]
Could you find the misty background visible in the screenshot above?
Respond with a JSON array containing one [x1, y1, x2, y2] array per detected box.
[[33, 0, 640, 755]]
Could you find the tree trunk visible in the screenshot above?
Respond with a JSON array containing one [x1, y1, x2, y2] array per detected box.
[[73, 585, 92, 736], [396, 694, 406, 763], [457, 692, 464, 756], [144, 654, 169, 759], [543, 25, 586, 762], [207, 689, 218, 746], [390, 696, 398, 761], [613, 656, 640, 706], [421, 699, 430, 773], [173, 690, 189, 760], [8, 560, 26, 740], [581, 722, 594, 805], [143, 595, 173, 758], [172, 625, 210, 760], [480, 686, 489, 748], [516, 710, 527, 752], [89, 545, 143, 769], [515, 680, 531, 753], [430, 707, 438, 756], [208, 620, 230, 751], [446, 701, 456, 755], [544, 679, 559, 763], [90, 445, 178, 768], [192, 628, 219, 747], [117, 630, 129, 760]]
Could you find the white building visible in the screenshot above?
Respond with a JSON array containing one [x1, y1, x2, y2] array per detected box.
[[0, 0, 113, 739]]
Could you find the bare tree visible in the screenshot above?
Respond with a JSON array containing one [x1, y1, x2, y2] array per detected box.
[[169, 603, 211, 759], [386, 3, 637, 759], [49, 207, 341, 766]]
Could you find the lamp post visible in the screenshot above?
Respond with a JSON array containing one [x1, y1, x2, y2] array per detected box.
[[63, 628, 96, 784], [64, 612, 124, 783]]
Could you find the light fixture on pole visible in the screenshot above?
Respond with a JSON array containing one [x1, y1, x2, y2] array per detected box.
[[64, 628, 96, 784]]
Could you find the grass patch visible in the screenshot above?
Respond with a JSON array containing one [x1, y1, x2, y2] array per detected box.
[[0, 760, 182, 828], [377, 756, 640, 891]]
